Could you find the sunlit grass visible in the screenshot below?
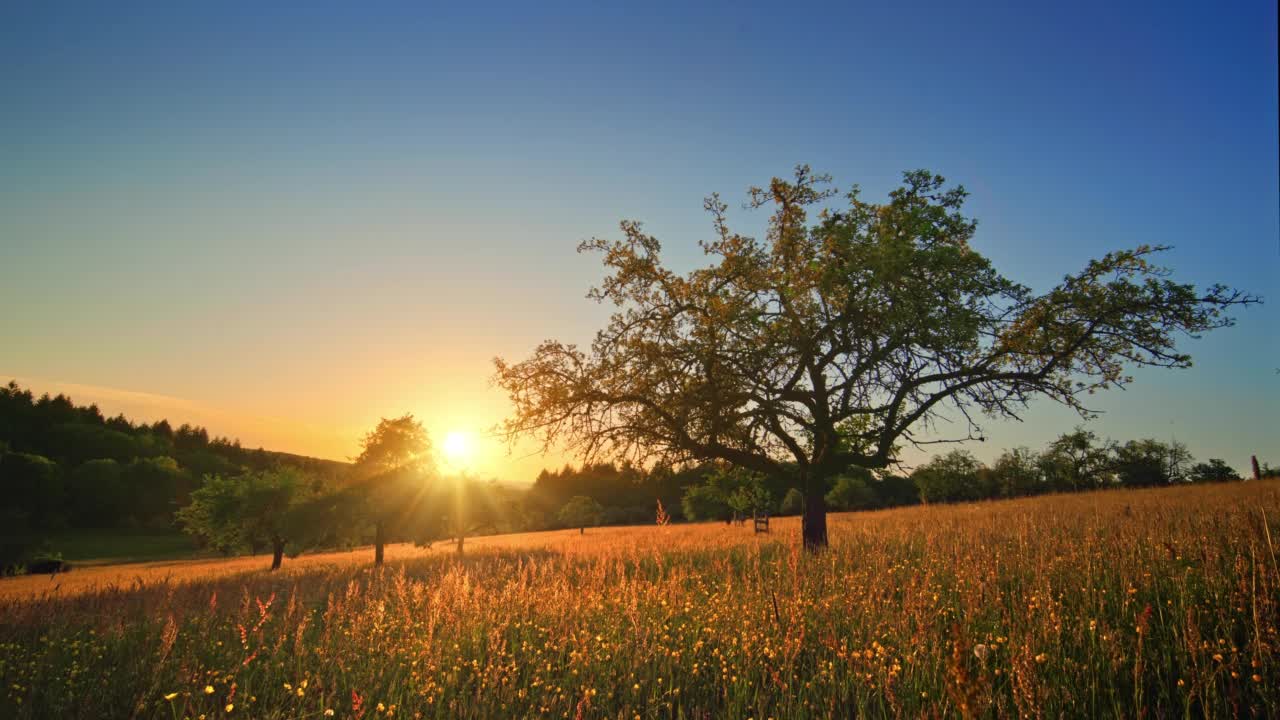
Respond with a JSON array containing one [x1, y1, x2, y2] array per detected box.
[[1, 481, 1276, 718]]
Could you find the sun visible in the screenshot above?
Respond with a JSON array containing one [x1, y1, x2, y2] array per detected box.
[[441, 430, 474, 467]]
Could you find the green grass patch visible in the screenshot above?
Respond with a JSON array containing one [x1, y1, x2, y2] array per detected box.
[[44, 531, 200, 565]]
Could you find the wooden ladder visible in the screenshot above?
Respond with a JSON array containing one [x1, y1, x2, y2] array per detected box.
[[752, 511, 770, 533]]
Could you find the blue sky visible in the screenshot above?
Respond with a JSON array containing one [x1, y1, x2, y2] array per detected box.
[[1, 1, 1276, 477]]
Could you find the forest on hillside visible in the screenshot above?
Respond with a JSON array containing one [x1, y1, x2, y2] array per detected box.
[[0, 382, 346, 567]]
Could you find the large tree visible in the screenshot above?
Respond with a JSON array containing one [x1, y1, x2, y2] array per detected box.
[[494, 167, 1255, 550]]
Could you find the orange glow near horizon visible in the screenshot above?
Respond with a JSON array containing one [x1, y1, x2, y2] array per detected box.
[[0, 374, 571, 484]]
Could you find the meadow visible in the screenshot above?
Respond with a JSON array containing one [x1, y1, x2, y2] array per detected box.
[[1, 481, 1276, 719]]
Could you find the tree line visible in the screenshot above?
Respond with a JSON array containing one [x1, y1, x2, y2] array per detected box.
[[3, 379, 1272, 575], [0, 384, 684, 572], [674, 429, 1268, 523]]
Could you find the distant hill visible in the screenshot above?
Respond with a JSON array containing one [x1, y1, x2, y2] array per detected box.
[[0, 380, 348, 541]]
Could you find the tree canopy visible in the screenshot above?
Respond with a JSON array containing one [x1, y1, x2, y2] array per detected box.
[[557, 495, 605, 534], [495, 166, 1256, 549], [176, 467, 326, 570], [351, 414, 435, 565]]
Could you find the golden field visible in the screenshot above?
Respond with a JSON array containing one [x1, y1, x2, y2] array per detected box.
[[1, 480, 1277, 719]]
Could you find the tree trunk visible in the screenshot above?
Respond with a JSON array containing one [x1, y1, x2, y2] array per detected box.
[[270, 538, 284, 571], [455, 535, 465, 555], [802, 489, 828, 552], [579, 526, 584, 535], [374, 521, 385, 566]]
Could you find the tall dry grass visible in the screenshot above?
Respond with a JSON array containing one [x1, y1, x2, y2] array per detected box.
[[1, 480, 1276, 718]]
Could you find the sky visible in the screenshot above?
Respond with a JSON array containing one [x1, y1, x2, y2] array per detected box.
[[1, 0, 1276, 481]]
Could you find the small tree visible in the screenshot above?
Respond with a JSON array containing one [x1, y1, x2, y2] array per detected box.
[[558, 495, 605, 534], [869, 475, 919, 508], [410, 477, 503, 554], [680, 466, 768, 522], [727, 478, 774, 519], [1188, 459, 1239, 483], [1112, 439, 1193, 487], [991, 447, 1045, 498], [779, 488, 805, 516], [826, 472, 878, 511], [681, 483, 731, 522], [238, 468, 315, 570], [352, 415, 434, 565], [713, 467, 772, 519], [175, 474, 243, 556], [1040, 429, 1112, 491], [913, 450, 984, 504], [177, 467, 320, 570]]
